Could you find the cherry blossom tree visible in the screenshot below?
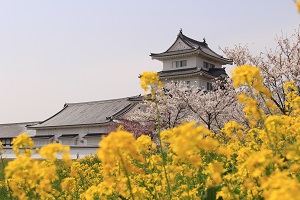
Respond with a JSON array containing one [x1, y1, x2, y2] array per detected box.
[[185, 80, 244, 132], [127, 79, 245, 133], [128, 84, 192, 130], [108, 119, 155, 139], [222, 29, 300, 114]]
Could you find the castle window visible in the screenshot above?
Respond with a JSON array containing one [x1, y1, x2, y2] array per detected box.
[[207, 82, 213, 91], [180, 60, 187, 67], [172, 60, 187, 68], [186, 81, 190, 87], [203, 61, 215, 69]]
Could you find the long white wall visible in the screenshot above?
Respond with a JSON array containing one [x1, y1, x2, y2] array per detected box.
[[2, 146, 99, 159]]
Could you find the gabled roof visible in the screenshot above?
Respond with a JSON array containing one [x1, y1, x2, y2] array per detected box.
[[28, 97, 139, 129], [158, 67, 227, 79], [0, 122, 39, 139], [150, 30, 232, 65]]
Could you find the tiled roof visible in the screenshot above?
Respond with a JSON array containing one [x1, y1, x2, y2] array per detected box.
[[208, 68, 228, 77], [29, 97, 138, 129], [150, 31, 232, 64], [158, 67, 227, 78], [0, 122, 39, 138]]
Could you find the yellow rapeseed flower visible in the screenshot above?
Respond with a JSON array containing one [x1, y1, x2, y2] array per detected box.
[[232, 65, 271, 98], [161, 121, 217, 167], [39, 143, 71, 163], [5, 156, 58, 199], [139, 71, 163, 98], [11, 133, 34, 157], [221, 120, 244, 138], [231, 65, 261, 88], [97, 129, 142, 175], [284, 81, 300, 115], [261, 171, 300, 200], [0, 141, 3, 156]]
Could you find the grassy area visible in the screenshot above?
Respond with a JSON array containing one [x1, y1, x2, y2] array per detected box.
[[0, 157, 13, 199], [0, 158, 11, 181]]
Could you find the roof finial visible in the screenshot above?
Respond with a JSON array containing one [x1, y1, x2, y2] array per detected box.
[[179, 28, 182, 33], [203, 37, 207, 45]]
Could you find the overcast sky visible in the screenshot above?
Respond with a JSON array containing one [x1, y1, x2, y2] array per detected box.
[[0, 1, 299, 123]]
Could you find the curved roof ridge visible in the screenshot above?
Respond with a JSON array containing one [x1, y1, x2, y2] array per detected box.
[[27, 105, 69, 128], [198, 45, 232, 63], [65, 96, 129, 106], [180, 32, 207, 47], [180, 32, 231, 61], [151, 48, 199, 57], [163, 35, 195, 53], [107, 103, 137, 120], [0, 121, 40, 126]]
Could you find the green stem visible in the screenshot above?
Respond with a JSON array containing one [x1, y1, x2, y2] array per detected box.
[[118, 150, 135, 200], [182, 169, 192, 200], [6, 180, 14, 200], [258, 92, 272, 115], [154, 94, 172, 200], [149, 159, 159, 199], [0, 155, 6, 199]]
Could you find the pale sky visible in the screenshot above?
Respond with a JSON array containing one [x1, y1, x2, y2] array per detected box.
[[0, 1, 299, 123]]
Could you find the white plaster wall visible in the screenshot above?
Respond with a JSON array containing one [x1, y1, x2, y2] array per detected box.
[[162, 60, 173, 71], [2, 146, 99, 159], [60, 138, 77, 146], [86, 126, 107, 133], [69, 147, 99, 159], [188, 57, 197, 68], [33, 139, 53, 146], [86, 137, 102, 146], [2, 147, 15, 159], [195, 57, 204, 68]]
